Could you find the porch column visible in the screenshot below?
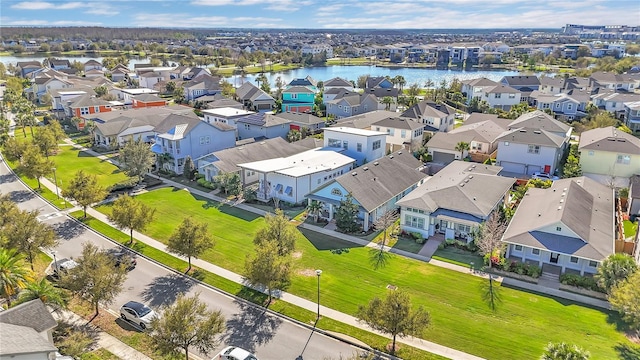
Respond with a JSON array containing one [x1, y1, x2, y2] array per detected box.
[[328, 204, 334, 219], [580, 260, 586, 276], [505, 245, 511, 258], [538, 252, 543, 268], [363, 212, 370, 231], [521, 250, 525, 263]]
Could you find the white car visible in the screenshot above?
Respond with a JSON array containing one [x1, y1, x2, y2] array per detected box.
[[215, 346, 259, 360], [47, 258, 78, 280], [531, 172, 559, 181], [120, 301, 157, 330]]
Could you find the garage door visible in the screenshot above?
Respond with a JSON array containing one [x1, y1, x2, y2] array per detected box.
[[432, 151, 456, 164], [499, 161, 526, 174], [527, 165, 542, 175]]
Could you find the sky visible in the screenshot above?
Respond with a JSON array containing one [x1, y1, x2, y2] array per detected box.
[[0, 0, 638, 29]]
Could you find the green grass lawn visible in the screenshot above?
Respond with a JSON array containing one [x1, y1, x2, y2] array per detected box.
[[48, 146, 130, 189], [432, 247, 485, 270], [623, 220, 638, 238], [94, 187, 638, 360]]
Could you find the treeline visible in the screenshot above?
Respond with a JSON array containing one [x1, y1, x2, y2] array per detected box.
[[1, 27, 199, 41]]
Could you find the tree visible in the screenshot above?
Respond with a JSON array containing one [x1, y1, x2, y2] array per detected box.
[[370, 210, 398, 270], [286, 129, 302, 142], [4, 209, 57, 270], [60, 242, 127, 318], [381, 96, 394, 111], [19, 144, 54, 190], [183, 155, 195, 180], [255, 73, 268, 88], [541, 342, 590, 360], [253, 209, 296, 256], [595, 254, 637, 294], [215, 172, 242, 197], [585, 112, 617, 130], [2, 137, 27, 162], [357, 74, 370, 89], [562, 144, 582, 178], [306, 200, 322, 222], [15, 278, 68, 310], [609, 270, 640, 330], [33, 127, 57, 158], [335, 192, 360, 233], [474, 212, 507, 268], [94, 85, 108, 98], [150, 293, 225, 360], [167, 217, 214, 273], [244, 239, 292, 305], [0, 249, 32, 307], [274, 76, 285, 97], [357, 290, 430, 355], [62, 170, 108, 218], [165, 81, 176, 94], [48, 120, 66, 142], [108, 194, 156, 245], [120, 139, 155, 182], [454, 141, 470, 160]]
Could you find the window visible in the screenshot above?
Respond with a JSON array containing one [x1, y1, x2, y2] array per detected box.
[[514, 245, 523, 251], [357, 143, 362, 152], [509, 93, 516, 99], [405, 215, 425, 229], [328, 138, 342, 148], [387, 129, 394, 136], [291, 94, 297, 99], [570, 256, 579, 264], [343, 141, 348, 150], [494, 93, 501, 99], [555, 102, 561, 108], [457, 224, 471, 233], [80, 107, 89, 115], [567, 104, 573, 110], [331, 188, 342, 196], [542, 103, 550, 109], [317, 179, 321, 184], [375, 127, 380, 131], [588, 150, 594, 156], [617, 154, 631, 165], [504, 141, 510, 146], [373, 140, 381, 150], [556, 226, 562, 232], [532, 248, 540, 255], [244, 124, 250, 130], [94, 106, 99, 112], [588, 260, 597, 267], [401, 130, 406, 138], [528, 144, 540, 154], [344, 106, 350, 112]]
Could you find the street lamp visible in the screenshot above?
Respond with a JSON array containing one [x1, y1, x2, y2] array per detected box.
[[51, 250, 59, 275], [315, 269, 322, 320], [51, 167, 59, 199]]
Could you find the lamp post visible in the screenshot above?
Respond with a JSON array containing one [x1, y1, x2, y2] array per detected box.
[[51, 250, 59, 274], [51, 167, 59, 199], [315, 269, 322, 320]]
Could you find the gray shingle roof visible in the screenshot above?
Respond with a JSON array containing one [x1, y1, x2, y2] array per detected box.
[[324, 77, 352, 87], [69, 94, 112, 108], [364, 87, 399, 98], [133, 93, 165, 102], [501, 75, 541, 87], [578, 126, 640, 154], [396, 161, 515, 219], [0, 299, 57, 333], [502, 177, 615, 261], [449, 120, 509, 143], [283, 86, 315, 94], [508, 110, 571, 134], [464, 113, 511, 129], [372, 117, 424, 130], [401, 100, 455, 120], [335, 110, 398, 129], [0, 323, 57, 356], [496, 128, 566, 148], [274, 112, 324, 125]]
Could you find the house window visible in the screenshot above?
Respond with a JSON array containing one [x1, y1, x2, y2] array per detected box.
[[617, 154, 631, 165], [588, 260, 597, 267], [387, 129, 395, 136], [509, 93, 516, 99], [588, 151, 594, 156], [532, 248, 540, 255], [555, 103, 560, 108], [373, 140, 381, 150], [570, 256, 579, 264], [344, 106, 350, 112], [375, 127, 380, 131], [401, 130, 406, 138], [328, 138, 342, 148], [495, 93, 501, 99], [405, 215, 424, 229], [556, 226, 562, 232], [317, 179, 321, 184], [80, 107, 89, 115], [94, 106, 99, 112], [244, 124, 250, 130], [343, 141, 348, 150], [357, 143, 362, 152], [514, 245, 523, 251], [567, 104, 573, 110], [504, 141, 510, 146], [291, 94, 297, 99], [542, 103, 550, 109], [331, 188, 342, 196], [457, 224, 471, 233], [528, 144, 540, 154]]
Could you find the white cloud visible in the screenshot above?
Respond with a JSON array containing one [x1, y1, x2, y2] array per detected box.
[[132, 12, 285, 28], [11, 1, 84, 10], [84, 4, 119, 16], [2, 19, 100, 25]]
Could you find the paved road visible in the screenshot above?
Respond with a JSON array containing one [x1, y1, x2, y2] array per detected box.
[[0, 160, 360, 360]]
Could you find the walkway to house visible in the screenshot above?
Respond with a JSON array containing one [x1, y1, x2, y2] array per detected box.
[[418, 233, 445, 258]]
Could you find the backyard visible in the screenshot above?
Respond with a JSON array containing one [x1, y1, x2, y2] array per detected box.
[[95, 187, 638, 360]]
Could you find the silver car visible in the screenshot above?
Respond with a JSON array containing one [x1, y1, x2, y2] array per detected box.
[[119, 301, 157, 330]]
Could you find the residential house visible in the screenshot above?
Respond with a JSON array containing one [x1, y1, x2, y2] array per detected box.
[[495, 111, 572, 175], [274, 111, 325, 133], [239, 147, 355, 204], [50, 88, 93, 112], [323, 77, 354, 93], [481, 85, 522, 110], [183, 74, 221, 101], [370, 117, 425, 152], [323, 127, 387, 166], [532, 91, 588, 121], [363, 87, 400, 111], [49, 58, 71, 70], [235, 82, 275, 112], [307, 150, 427, 231], [426, 120, 506, 164], [301, 44, 333, 58], [236, 112, 291, 140], [463, 112, 512, 129], [591, 91, 640, 118], [84, 69, 105, 78], [461, 77, 499, 103], [199, 93, 244, 110], [500, 75, 540, 103], [151, 114, 236, 174], [624, 101, 640, 133], [578, 126, 640, 187], [397, 161, 515, 242], [110, 67, 130, 82], [365, 76, 394, 89], [202, 107, 255, 139], [132, 93, 168, 108], [628, 175, 640, 216], [67, 94, 113, 129], [334, 110, 399, 130], [502, 177, 614, 276], [0, 299, 58, 360], [84, 59, 102, 72], [590, 71, 640, 92], [287, 76, 318, 91], [110, 88, 160, 106], [325, 91, 379, 119], [139, 71, 165, 89], [538, 76, 566, 96], [401, 100, 455, 133], [32, 75, 72, 103], [282, 86, 316, 113], [16, 61, 42, 77], [196, 137, 319, 181]]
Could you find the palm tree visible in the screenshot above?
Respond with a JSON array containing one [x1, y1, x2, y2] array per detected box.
[[455, 141, 470, 160], [381, 96, 394, 111], [255, 73, 268, 88], [307, 201, 322, 222], [395, 75, 406, 94], [15, 278, 68, 311], [0, 249, 32, 307], [541, 342, 590, 360]]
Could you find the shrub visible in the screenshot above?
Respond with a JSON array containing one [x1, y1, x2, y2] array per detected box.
[[196, 178, 217, 190], [108, 177, 139, 192], [415, 237, 426, 245], [560, 274, 604, 292]]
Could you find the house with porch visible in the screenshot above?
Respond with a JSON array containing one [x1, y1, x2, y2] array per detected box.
[[202, 107, 255, 138], [323, 127, 387, 166], [238, 147, 355, 204], [396, 161, 515, 242], [183, 74, 221, 101], [306, 150, 427, 231], [502, 177, 615, 276], [623, 101, 640, 134], [274, 111, 325, 133]]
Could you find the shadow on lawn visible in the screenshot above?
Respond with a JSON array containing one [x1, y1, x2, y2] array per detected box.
[[298, 227, 365, 251], [139, 273, 195, 308], [606, 311, 632, 332], [224, 297, 283, 353], [615, 342, 640, 360]]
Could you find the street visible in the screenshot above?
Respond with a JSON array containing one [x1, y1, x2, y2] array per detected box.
[[0, 160, 360, 360]]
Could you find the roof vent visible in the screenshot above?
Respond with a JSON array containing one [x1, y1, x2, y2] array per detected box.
[[538, 213, 541, 217], [398, 151, 403, 154], [557, 206, 562, 210], [533, 130, 541, 134], [460, 183, 465, 187], [560, 199, 564, 203], [363, 166, 369, 171], [468, 175, 473, 179], [389, 155, 394, 159], [464, 179, 469, 183], [374, 161, 379, 166], [473, 197, 476, 201], [519, 129, 527, 133], [352, 172, 357, 176]]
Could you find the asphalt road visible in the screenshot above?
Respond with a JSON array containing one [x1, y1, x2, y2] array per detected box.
[[0, 160, 360, 360]]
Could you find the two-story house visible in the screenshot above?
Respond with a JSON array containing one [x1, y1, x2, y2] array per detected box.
[[275, 111, 325, 133], [282, 86, 316, 113], [578, 126, 640, 187], [201, 107, 255, 139], [325, 91, 379, 119], [461, 77, 499, 103], [500, 75, 540, 104], [0, 299, 59, 360], [370, 117, 425, 153], [132, 94, 167, 108], [183, 74, 221, 101], [426, 119, 506, 164], [236, 112, 291, 140], [235, 82, 275, 112], [323, 127, 387, 166], [482, 85, 522, 110], [401, 100, 455, 133], [84, 59, 103, 72], [624, 101, 640, 134]]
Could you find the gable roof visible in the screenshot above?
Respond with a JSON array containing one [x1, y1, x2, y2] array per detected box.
[[0, 323, 57, 356], [328, 151, 427, 212], [485, 84, 520, 94], [237, 112, 290, 127], [335, 110, 398, 129], [464, 113, 512, 129], [501, 75, 541, 86], [283, 86, 315, 94], [0, 299, 57, 333], [365, 76, 392, 89], [68, 94, 112, 108], [274, 111, 324, 125], [156, 113, 231, 140], [288, 76, 316, 87], [397, 161, 514, 219], [133, 93, 165, 103], [401, 100, 454, 120], [578, 126, 640, 154], [364, 87, 399, 98], [324, 77, 352, 87], [235, 82, 274, 102], [449, 120, 507, 143], [461, 77, 499, 87], [496, 127, 566, 148], [327, 91, 378, 107], [508, 110, 571, 134], [371, 117, 424, 131], [184, 74, 220, 90], [502, 177, 614, 261]]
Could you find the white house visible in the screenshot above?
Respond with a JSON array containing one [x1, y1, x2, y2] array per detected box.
[[202, 107, 256, 139], [109, 88, 159, 106], [401, 100, 455, 133], [370, 116, 425, 153], [323, 127, 387, 166]]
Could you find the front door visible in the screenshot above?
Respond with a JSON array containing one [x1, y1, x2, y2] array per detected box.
[[438, 220, 447, 234], [550, 253, 559, 264]]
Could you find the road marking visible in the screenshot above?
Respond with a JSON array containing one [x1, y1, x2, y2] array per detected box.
[[37, 212, 62, 221]]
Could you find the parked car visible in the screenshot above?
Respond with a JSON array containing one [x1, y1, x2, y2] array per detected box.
[[104, 248, 137, 271], [531, 172, 559, 181], [119, 301, 157, 330], [215, 346, 259, 360], [47, 258, 78, 280]]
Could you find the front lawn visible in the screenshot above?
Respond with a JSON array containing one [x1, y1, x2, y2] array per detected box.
[[94, 187, 637, 360], [48, 146, 130, 189], [432, 247, 485, 270]]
